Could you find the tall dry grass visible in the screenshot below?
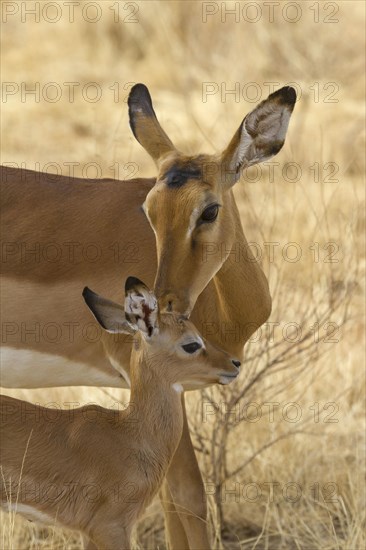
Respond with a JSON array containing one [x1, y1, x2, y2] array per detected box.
[[1, 1, 365, 548]]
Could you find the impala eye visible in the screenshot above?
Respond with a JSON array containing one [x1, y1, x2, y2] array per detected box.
[[200, 204, 219, 224], [182, 342, 202, 354]]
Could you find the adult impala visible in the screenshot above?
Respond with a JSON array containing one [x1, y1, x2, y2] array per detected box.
[[0, 84, 296, 549], [1, 277, 240, 550]]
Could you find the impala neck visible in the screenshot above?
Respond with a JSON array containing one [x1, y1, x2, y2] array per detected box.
[[127, 351, 184, 471], [200, 190, 272, 357]]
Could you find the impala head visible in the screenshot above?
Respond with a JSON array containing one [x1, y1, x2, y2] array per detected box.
[[128, 83, 296, 315], [82, 277, 240, 389]]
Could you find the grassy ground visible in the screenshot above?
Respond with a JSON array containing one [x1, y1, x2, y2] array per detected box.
[[1, 1, 365, 548]]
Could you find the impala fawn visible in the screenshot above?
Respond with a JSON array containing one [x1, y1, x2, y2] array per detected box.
[[0, 277, 240, 549]]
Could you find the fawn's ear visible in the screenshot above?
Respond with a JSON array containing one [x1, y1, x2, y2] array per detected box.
[[221, 86, 296, 188], [124, 276, 158, 338], [128, 83, 176, 164], [82, 287, 136, 334]]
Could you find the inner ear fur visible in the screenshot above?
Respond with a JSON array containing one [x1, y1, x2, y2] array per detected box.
[[82, 287, 135, 335], [124, 276, 158, 337], [221, 86, 297, 187]]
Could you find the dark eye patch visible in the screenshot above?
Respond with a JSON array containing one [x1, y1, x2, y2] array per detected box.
[[182, 342, 202, 354], [168, 173, 185, 186], [164, 166, 201, 188]]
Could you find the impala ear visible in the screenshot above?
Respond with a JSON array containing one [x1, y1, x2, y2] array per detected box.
[[124, 276, 159, 338], [82, 288, 136, 334], [221, 86, 296, 188], [128, 84, 176, 163]]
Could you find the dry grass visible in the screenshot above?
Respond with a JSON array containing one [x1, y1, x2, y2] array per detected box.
[[1, 1, 365, 548]]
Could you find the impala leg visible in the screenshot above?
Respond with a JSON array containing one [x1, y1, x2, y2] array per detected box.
[[83, 536, 98, 550], [89, 526, 131, 550], [162, 395, 210, 550]]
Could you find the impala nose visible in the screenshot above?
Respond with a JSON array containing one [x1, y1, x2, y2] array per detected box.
[[232, 359, 241, 368]]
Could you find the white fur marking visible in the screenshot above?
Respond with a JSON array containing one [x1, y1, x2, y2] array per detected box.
[[0, 348, 124, 389], [219, 375, 236, 385], [196, 335, 205, 350], [187, 207, 201, 238], [5, 503, 55, 525]]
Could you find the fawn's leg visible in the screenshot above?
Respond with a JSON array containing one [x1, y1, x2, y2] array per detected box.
[[160, 481, 189, 549], [162, 395, 210, 550]]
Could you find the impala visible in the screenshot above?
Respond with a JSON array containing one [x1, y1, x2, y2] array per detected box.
[[0, 277, 240, 549], [0, 83, 296, 548]]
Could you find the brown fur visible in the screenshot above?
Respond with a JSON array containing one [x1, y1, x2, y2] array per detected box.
[[0, 84, 295, 548], [0, 310, 238, 549]]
